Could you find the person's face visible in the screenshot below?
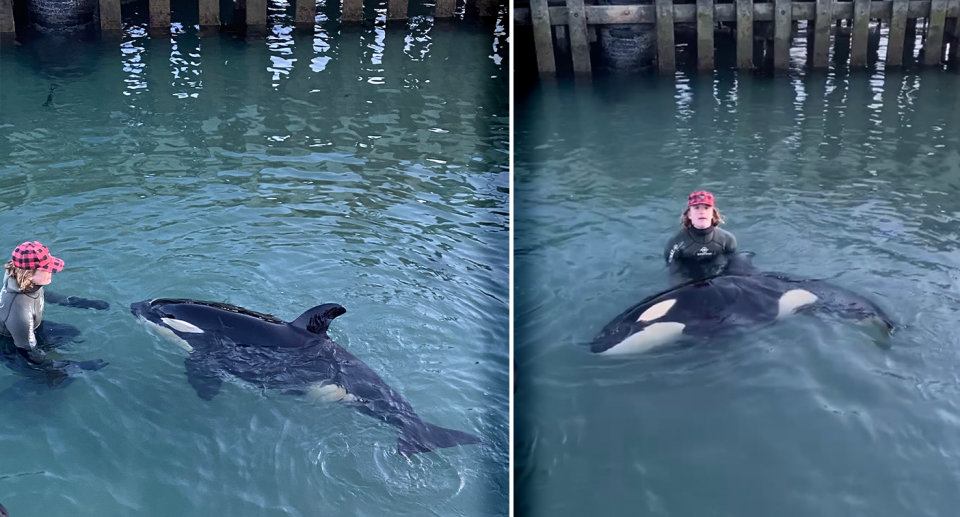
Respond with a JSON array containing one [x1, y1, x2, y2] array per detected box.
[[31, 269, 52, 286], [689, 204, 714, 229]]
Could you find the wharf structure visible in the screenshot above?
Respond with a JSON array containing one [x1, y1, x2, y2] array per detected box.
[[1, 0, 502, 38], [513, 0, 960, 74]]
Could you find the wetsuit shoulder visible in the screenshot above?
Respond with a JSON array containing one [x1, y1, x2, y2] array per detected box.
[[714, 227, 738, 252]]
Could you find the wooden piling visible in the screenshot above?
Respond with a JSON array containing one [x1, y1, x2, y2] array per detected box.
[[696, 0, 714, 71], [150, 0, 171, 29], [246, 0, 267, 26], [954, 13, 960, 62], [566, 0, 591, 74], [294, 0, 315, 25], [342, 0, 364, 22], [99, 0, 122, 31], [200, 0, 219, 27], [849, 0, 869, 66], [530, 0, 556, 74], [773, 0, 792, 70], [657, 0, 676, 73], [736, 0, 753, 68], [1, 0, 15, 33], [811, 0, 832, 68], [886, 0, 908, 66], [923, 0, 948, 65], [388, 0, 408, 20]]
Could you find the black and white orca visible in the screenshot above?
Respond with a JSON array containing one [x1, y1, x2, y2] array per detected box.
[[591, 252, 897, 355], [130, 298, 483, 457]]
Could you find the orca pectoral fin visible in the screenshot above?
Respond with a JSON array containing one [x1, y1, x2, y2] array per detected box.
[[36, 321, 83, 350], [184, 354, 223, 401]]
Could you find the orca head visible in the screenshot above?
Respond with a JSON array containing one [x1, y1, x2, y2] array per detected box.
[[130, 299, 207, 352]]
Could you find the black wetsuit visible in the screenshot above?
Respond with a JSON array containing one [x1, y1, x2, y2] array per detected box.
[[663, 225, 739, 284]]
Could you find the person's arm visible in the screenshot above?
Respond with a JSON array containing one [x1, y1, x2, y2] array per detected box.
[[44, 291, 110, 310], [724, 231, 739, 255], [664, 233, 682, 264]]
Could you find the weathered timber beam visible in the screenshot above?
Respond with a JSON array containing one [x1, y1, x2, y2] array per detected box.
[[513, 1, 945, 25]]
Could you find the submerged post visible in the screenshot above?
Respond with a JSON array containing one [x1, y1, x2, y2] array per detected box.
[[200, 0, 219, 27], [849, 0, 869, 66], [342, 0, 363, 22], [247, 0, 267, 26], [150, 0, 171, 30], [886, 0, 908, 66], [696, 0, 714, 71], [388, 0, 408, 20], [99, 0, 122, 31], [811, 0, 832, 68], [530, 0, 556, 74], [1, 0, 15, 33], [736, 0, 753, 69], [657, 0, 676, 73], [435, 0, 456, 16], [922, 0, 948, 65], [773, 0, 792, 70], [567, 0, 591, 74], [295, 0, 314, 24]]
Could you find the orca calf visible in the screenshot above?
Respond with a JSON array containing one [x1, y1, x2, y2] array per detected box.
[[130, 298, 483, 458], [591, 253, 897, 355]]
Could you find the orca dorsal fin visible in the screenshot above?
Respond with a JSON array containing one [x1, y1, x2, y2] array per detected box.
[[725, 251, 758, 275], [292, 303, 346, 334]]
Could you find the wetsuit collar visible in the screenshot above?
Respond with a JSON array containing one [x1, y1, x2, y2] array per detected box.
[[688, 225, 715, 237]]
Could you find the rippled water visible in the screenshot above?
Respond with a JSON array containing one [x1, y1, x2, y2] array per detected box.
[[0, 6, 509, 516], [515, 66, 960, 516]]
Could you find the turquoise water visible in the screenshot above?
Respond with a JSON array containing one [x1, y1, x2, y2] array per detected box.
[[0, 5, 509, 515], [514, 63, 960, 515]]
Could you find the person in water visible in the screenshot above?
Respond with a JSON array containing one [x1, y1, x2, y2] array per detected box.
[[663, 190, 739, 285], [0, 241, 109, 365]]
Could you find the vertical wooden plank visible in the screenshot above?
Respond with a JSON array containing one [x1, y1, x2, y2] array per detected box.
[[529, 0, 556, 74], [99, 0, 122, 31], [922, 0, 947, 64], [886, 0, 908, 66], [736, 0, 753, 69], [0, 0, 12, 34], [657, 0, 676, 73], [199, 0, 219, 26], [812, 0, 832, 68], [150, 0, 171, 28], [850, 0, 870, 66], [388, 0, 408, 19], [435, 0, 455, 17], [953, 8, 960, 62], [342, 0, 364, 22], [566, 0, 592, 74], [247, 0, 267, 25], [294, 0, 314, 24], [773, 0, 791, 69], [696, 0, 714, 71]]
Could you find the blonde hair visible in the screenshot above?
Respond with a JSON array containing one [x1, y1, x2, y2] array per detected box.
[[4, 260, 37, 291], [680, 206, 725, 229]]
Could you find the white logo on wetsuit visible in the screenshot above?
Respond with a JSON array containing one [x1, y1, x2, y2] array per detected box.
[[695, 246, 713, 257]]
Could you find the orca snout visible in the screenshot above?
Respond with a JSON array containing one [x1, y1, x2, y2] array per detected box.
[[130, 300, 154, 320]]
